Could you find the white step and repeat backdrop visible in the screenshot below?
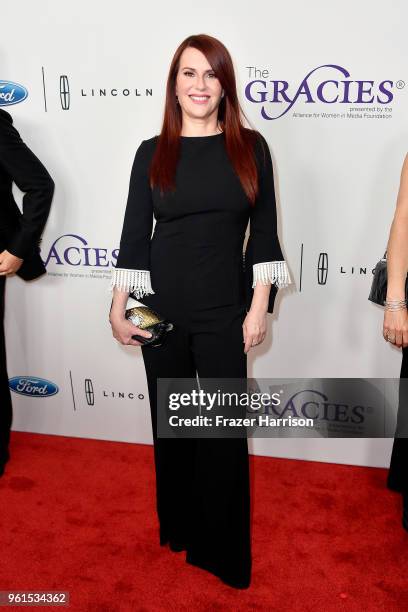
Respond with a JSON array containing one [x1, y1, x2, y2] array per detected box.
[[3, 0, 408, 468]]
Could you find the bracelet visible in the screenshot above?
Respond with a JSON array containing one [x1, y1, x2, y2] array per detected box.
[[384, 299, 407, 311]]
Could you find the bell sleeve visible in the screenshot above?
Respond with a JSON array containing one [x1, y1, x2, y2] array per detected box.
[[243, 132, 291, 313], [110, 140, 155, 299]]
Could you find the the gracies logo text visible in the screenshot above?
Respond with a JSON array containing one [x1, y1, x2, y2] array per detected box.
[[245, 64, 394, 119], [43, 234, 118, 268]]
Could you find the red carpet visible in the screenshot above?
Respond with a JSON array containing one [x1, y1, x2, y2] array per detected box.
[[1, 432, 407, 611]]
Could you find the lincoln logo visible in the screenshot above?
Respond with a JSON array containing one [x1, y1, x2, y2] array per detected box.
[[317, 252, 328, 285], [60, 75, 70, 110], [85, 379, 94, 406]]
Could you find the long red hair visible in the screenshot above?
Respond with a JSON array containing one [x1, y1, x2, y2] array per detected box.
[[149, 33, 264, 206]]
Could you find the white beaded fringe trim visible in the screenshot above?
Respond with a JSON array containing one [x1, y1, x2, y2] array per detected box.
[[252, 261, 291, 288], [109, 268, 155, 299]]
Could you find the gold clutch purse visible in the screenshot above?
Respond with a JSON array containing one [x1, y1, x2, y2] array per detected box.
[[125, 296, 174, 348]]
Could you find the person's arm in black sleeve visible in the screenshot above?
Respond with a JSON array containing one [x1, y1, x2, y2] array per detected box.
[[109, 140, 155, 299], [0, 112, 55, 259], [244, 132, 291, 313]]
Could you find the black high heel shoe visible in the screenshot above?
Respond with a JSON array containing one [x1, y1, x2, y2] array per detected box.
[[0, 448, 10, 478], [403, 491, 408, 533]]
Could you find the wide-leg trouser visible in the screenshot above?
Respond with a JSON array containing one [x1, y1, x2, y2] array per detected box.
[[0, 277, 12, 466], [387, 346, 408, 492], [141, 303, 251, 589]]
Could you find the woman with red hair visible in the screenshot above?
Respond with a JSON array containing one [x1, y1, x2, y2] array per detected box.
[[110, 34, 291, 589]]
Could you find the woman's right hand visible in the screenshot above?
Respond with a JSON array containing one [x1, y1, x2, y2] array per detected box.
[[110, 313, 152, 347], [383, 309, 408, 348]]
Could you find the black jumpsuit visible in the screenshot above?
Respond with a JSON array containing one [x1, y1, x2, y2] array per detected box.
[[0, 109, 54, 473], [387, 346, 408, 494], [112, 130, 290, 588]]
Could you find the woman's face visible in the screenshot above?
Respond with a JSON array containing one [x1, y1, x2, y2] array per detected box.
[[175, 47, 223, 124]]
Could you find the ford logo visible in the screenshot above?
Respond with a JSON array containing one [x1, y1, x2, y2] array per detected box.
[[9, 376, 59, 397], [0, 81, 29, 106]]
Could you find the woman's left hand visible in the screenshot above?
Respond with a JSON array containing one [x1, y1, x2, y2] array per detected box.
[[0, 250, 24, 276], [243, 308, 267, 353], [383, 308, 408, 348]]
